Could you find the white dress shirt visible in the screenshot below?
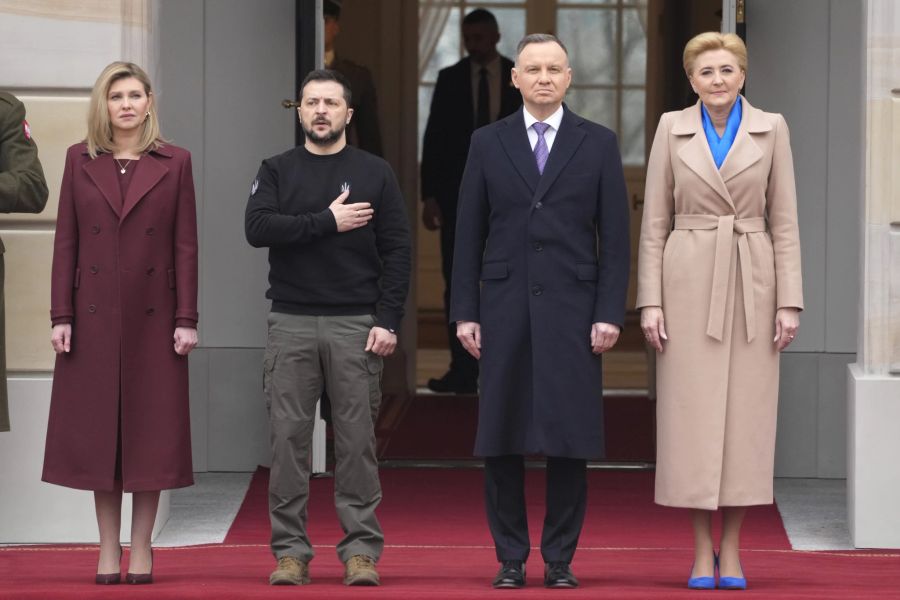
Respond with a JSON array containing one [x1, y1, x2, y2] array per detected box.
[[523, 105, 564, 152]]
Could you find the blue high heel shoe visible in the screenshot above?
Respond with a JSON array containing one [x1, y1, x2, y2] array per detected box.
[[717, 554, 747, 590], [687, 553, 716, 590]]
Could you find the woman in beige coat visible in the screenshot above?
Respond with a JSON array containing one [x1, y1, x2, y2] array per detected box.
[[637, 32, 803, 590]]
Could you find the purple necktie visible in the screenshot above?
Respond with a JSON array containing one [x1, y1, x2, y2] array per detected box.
[[532, 122, 550, 174]]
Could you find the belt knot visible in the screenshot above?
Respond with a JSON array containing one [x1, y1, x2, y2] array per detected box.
[[672, 214, 767, 343]]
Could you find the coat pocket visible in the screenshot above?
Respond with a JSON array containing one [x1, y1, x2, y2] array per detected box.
[[73, 268, 81, 288], [167, 268, 176, 289], [576, 263, 599, 281], [262, 347, 279, 402], [366, 352, 384, 376], [480, 261, 509, 280]]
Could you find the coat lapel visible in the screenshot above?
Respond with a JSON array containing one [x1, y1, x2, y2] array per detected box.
[[719, 96, 770, 183], [122, 149, 169, 221], [82, 153, 122, 218], [673, 101, 734, 210], [497, 109, 540, 194], [532, 107, 586, 207]]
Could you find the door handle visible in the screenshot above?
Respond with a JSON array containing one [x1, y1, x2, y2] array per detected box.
[[632, 194, 644, 210]]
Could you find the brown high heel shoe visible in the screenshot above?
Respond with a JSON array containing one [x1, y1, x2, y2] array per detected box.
[[95, 545, 122, 585], [125, 547, 153, 584]]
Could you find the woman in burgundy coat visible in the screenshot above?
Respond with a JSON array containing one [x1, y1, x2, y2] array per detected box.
[[42, 62, 198, 585]]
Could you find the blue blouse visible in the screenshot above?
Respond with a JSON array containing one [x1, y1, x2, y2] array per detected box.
[[701, 98, 742, 169]]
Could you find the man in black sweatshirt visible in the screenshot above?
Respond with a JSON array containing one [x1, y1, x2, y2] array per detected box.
[[245, 69, 410, 588]]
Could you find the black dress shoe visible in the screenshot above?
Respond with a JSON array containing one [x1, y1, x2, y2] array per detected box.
[[492, 560, 526, 588], [544, 562, 578, 588], [426, 371, 477, 394]]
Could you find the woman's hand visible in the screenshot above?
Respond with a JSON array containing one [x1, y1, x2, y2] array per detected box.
[[774, 307, 800, 351], [174, 327, 198, 355], [51, 324, 72, 354], [640, 306, 668, 353]]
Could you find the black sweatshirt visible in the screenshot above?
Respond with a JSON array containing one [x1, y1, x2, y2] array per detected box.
[[245, 145, 411, 332]]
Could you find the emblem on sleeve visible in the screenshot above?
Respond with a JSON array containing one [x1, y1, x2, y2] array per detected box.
[[250, 177, 259, 196], [23, 120, 32, 140]]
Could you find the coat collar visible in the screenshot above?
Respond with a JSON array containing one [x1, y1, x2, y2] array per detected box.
[[80, 144, 173, 158], [496, 105, 586, 204], [82, 147, 170, 221], [531, 106, 586, 206], [497, 107, 540, 194], [672, 96, 770, 209]]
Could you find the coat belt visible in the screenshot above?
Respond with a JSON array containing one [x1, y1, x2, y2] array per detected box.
[[673, 214, 767, 343]]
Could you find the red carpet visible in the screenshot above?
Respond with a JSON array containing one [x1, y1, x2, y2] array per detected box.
[[378, 394, 655, 461], [3, 468, 900, 599], [226, 468, 790, 550]]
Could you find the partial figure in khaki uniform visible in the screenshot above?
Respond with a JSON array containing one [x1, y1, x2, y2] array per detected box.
[[323, 0, 383, 157], [637, 33, 802, 591], [0, 92, 49, 432]]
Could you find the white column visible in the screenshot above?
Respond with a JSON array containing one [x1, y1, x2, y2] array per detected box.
[[847, 0, 900, 549]]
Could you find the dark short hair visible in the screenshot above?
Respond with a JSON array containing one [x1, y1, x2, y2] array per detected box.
[[323, 0, 341, 19], [515, 33, 568, 59], [299, 69, 352, 105], [462, 8, 498, 30]]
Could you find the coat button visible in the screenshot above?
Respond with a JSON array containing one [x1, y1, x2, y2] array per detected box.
[[89, 265, 99, 274], [535, 201, 544, 209], [533, 242, 543, 252], [532, 285, 543, 296], [88, 304, 97, 313], [146, 267, 155, 275], [145, 227, 155, 236], [91, 225, 100, 234], [146, 308, 155, 316]]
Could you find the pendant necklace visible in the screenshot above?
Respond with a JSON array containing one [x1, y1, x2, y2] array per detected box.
[[114, 158, 131, 174]]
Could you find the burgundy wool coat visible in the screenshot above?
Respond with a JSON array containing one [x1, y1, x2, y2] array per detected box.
[[42, 142, 198, 492]]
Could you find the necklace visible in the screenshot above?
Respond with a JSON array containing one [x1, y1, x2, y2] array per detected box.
[[114, 158, 131, 174]]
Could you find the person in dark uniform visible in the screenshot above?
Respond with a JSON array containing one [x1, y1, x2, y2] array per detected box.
[[0, 91, 49, 432], [323, 0, 383, 157], [420, 8, 522, 394], [319, 0, 387, 427]]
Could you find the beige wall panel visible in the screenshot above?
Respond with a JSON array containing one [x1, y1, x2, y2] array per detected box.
[[0, 12, 121, 88], [3, 230, 54, 371], [0, 96, 88, 225], [0, 0, 130, 22]]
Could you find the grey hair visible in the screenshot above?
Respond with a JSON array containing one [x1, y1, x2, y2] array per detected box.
[[515, 33, 569, 61]]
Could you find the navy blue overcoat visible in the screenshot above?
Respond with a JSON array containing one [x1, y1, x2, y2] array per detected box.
[[450, 107, 630, 459]]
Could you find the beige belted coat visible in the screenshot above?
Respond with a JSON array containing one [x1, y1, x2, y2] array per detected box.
[[637, 97, 803, 510]]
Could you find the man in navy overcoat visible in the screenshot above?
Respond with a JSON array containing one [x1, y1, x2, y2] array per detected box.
[[450, 33, 630, 589]]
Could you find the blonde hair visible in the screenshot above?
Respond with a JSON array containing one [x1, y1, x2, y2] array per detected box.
[[682, 32, 747, 76], [86, 62, 164, 158]]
